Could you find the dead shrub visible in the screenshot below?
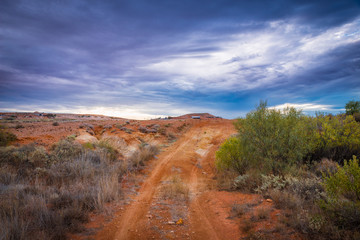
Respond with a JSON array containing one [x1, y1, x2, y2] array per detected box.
[[216, 171, 238, 190], [229, 203, 250, 218], [314, 158, 338, 177], [127, 144, 159, 168], [269, 189, 301, 210]]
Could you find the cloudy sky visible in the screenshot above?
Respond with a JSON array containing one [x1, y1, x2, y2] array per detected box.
[[1, 0, 359, 119]]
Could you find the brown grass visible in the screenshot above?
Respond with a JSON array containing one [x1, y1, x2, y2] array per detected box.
[[229, 203, 250, 218], [0, 139, 125, 240], [127, 144, 159, 168], [159, 175, 189, 201]]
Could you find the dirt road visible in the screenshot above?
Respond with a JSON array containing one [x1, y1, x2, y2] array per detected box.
[[94, 119, 239, 240]]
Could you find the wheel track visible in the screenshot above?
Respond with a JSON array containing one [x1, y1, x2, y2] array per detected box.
[[94, 120, 235, 240]]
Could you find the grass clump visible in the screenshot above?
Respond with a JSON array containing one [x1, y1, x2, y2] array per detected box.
[[159, 175, 189, 201], [128, 143, 159, 168], [0, 129, 17, 147]]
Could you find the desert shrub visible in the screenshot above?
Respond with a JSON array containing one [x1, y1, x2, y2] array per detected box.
[[97, 139, 119, 161], [98, 136, 127, 157], [269, 189, 301, 210], [323, 156, 360, 202], [319, 156, 360, 232], [256, 207, 270, 220], [215, 137, 249, 174], [313, 158, 339, 177], [286, 176, 324, 201], [159, 175, 189, 201], [0, 144, 50, 169], [310, 114, 360, 164], [255, 174, 324, 202], [0, 146, 19, 165], [52, 122, 59, 126], [229, 203, 249, 218], [217, 101, 316, 176], [0, 129, 17, 147], [51, 139, 83, 161], [255, 174, 287, 194], [127, 144, 159, 168], [216, 170, 238, 190]]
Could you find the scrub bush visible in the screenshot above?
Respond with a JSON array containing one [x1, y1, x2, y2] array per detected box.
[[216, 101, 316, 175], [310, 114, 360, 164], [0, 129, 17, 147], [320, 156, 360, 231]]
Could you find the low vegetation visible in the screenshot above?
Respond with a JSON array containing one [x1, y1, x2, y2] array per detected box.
[[0, 129, 17, 147], [159, 175, 189, 201], [216, 100, 360, 239], [0, 136, 159, 240]]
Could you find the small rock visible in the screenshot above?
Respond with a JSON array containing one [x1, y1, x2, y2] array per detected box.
[[176, 218, 184, 225], [168, 221, 176, 225], [266, 199, 273, 203]]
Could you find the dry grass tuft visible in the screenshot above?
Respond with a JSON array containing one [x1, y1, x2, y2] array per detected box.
[[159, 175, 189, 201], [127, 144, 159, 168], [229, 203, 250, 218]]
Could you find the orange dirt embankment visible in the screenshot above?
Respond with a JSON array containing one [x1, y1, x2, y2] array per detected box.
[[94, 119, 240, 240]]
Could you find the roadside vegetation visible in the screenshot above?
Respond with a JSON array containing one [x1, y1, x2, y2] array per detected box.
[[216, 100, 360, 240], [0, 136, 158, 240]]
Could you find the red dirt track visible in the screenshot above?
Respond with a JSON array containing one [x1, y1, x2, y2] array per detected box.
[[94, 119, 238, 240]]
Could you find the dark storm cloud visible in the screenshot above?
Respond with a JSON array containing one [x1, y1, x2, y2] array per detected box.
[[0, 0, 359, 118]]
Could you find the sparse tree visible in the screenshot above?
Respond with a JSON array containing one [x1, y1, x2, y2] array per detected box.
[[345, 100, 360, 115]]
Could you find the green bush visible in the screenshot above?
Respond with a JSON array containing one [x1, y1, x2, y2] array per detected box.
[[217, 101, 316, 175], [323, 156, 360, 202], [215, 136, 249, 174], [320, 156, 360, 230], [311, 114, 360, 164], [345, 100, 360, 115]]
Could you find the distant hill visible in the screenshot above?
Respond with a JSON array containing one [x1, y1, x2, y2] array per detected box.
[[171, 113, 220, 119]]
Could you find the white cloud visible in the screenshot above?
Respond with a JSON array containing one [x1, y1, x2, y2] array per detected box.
[[139, 17, 360, 92], [270, 103, 336, 112]]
